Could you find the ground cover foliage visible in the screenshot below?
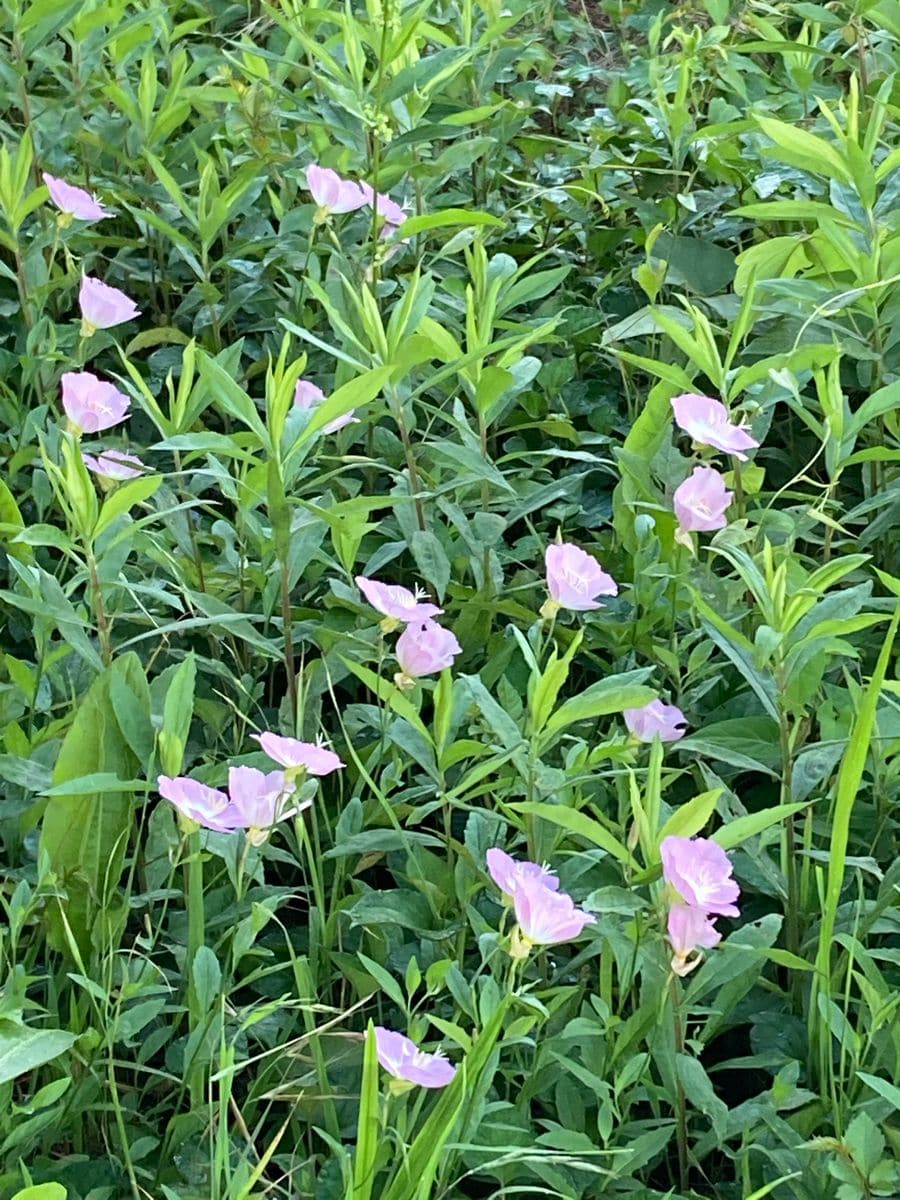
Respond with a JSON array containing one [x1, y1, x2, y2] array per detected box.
[[0, 0, 899, 1196]]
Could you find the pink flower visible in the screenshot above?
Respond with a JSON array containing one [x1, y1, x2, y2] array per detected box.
[[360, 184, 407, 236], [79, 276, 140, 332], [667, 904, 722, 976], [253, 732, 344, 776], [395, 620, 461, 682], [671, 394, 758, 460], [544, 542, 617, 612], [513, 876, 594, 946], [81, 449, 145, 481], [306, 164, 369, 215], [673, 466, 732, 539], [355, 576, 442, 623], [227, 765, 306, 845], [486, 847, 559, 901], [661, 836, 740, 917], [624, 699, 687, 743], [374, 1027, 456, 1089], [43, 172, 111, 222], [61, 371, 130, 434], [158, 775, 240, 833], [293, 378, 356, 433]]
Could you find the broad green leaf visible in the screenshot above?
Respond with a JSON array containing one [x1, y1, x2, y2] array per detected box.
[[39, 653, 149, 958], [858, 1072, 900, 1112], [755, 115, 852, 184], [12, 1186, 68, 1200], [540, 670, 655, 743], [0, 1027, 75, 1086], [93, 474, 162, 539], [658, 790, 722, 843]]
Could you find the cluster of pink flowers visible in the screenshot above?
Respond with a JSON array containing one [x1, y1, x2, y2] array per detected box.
[[670, 394, 760, 545], [661, 835, 740, 976], [158, 734, 343, 845], [487, 847, 594, 952], [355, 575, 461, 685], [44, 172, 147, 477], [306, 164, 407, 238]]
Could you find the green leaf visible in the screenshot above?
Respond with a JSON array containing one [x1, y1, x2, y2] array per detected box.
[[814, 611, 899, 1016], [410, 531, 451, 601], [191, 946, 222, 1014], [93, 474, 162, 539], [0, 1027, 75, 1086], [653, 233, 736, 296], [339, 657, 431, 742], [196, 350, 269, 446], [712, 802, 810, 850], [39, 654, 149, 958], [676, 1054, 728, 1140], [0, 476, 33, 563], [513, 801, 638, 870], [658, 789, 722, 842], [11, 1186, 68, 1200], [352, 1023, 382, 1200], [159, 652, 197, 776], [289, 366, 393, 455], [858, 1071, 900, 1112], [539, 670, 656, 743], [755, 115, 852, 184], [396, 208, 504, 237]]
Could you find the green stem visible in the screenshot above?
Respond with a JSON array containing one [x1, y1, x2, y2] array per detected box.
[[280, 560, 298, 728], [668, 973, 689, 1192], [184, 830, 206, 1107], [86, 545, 112, 665]]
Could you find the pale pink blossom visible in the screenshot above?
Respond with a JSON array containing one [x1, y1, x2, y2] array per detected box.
[[306, 164, 369, 215], [253, 732, 344, 776], [227, 765, 306, 845], [661, 836, 740, 917], [395, 620, 461, 682], [671, 394, 758, 460], [157, 775, 240, 833], [667, 904, 722, 976], [673, 466, 732, 539], [360, 183, 408, 236], [355, 576, 442, 623], [624, 699, 687, 743], [486, 847, 559, 901], [81, 449, 145, 481], [293, 377, 356, 433], [544, 542, 617, 612], [374, 1027, 456, 1089], [61, 371, 130, 434], [43, 172, 111, 221], [513, 876, 594, 946], [79, 276, 140, 332]]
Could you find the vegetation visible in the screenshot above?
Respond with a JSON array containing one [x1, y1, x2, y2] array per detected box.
[[0, 0, 899, 1197]]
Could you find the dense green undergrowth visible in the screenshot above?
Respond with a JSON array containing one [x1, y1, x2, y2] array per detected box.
[[1, 0, 900, 1197]]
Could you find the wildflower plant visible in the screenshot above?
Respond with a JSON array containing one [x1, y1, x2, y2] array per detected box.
[[0, 3, 898, 1200]]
